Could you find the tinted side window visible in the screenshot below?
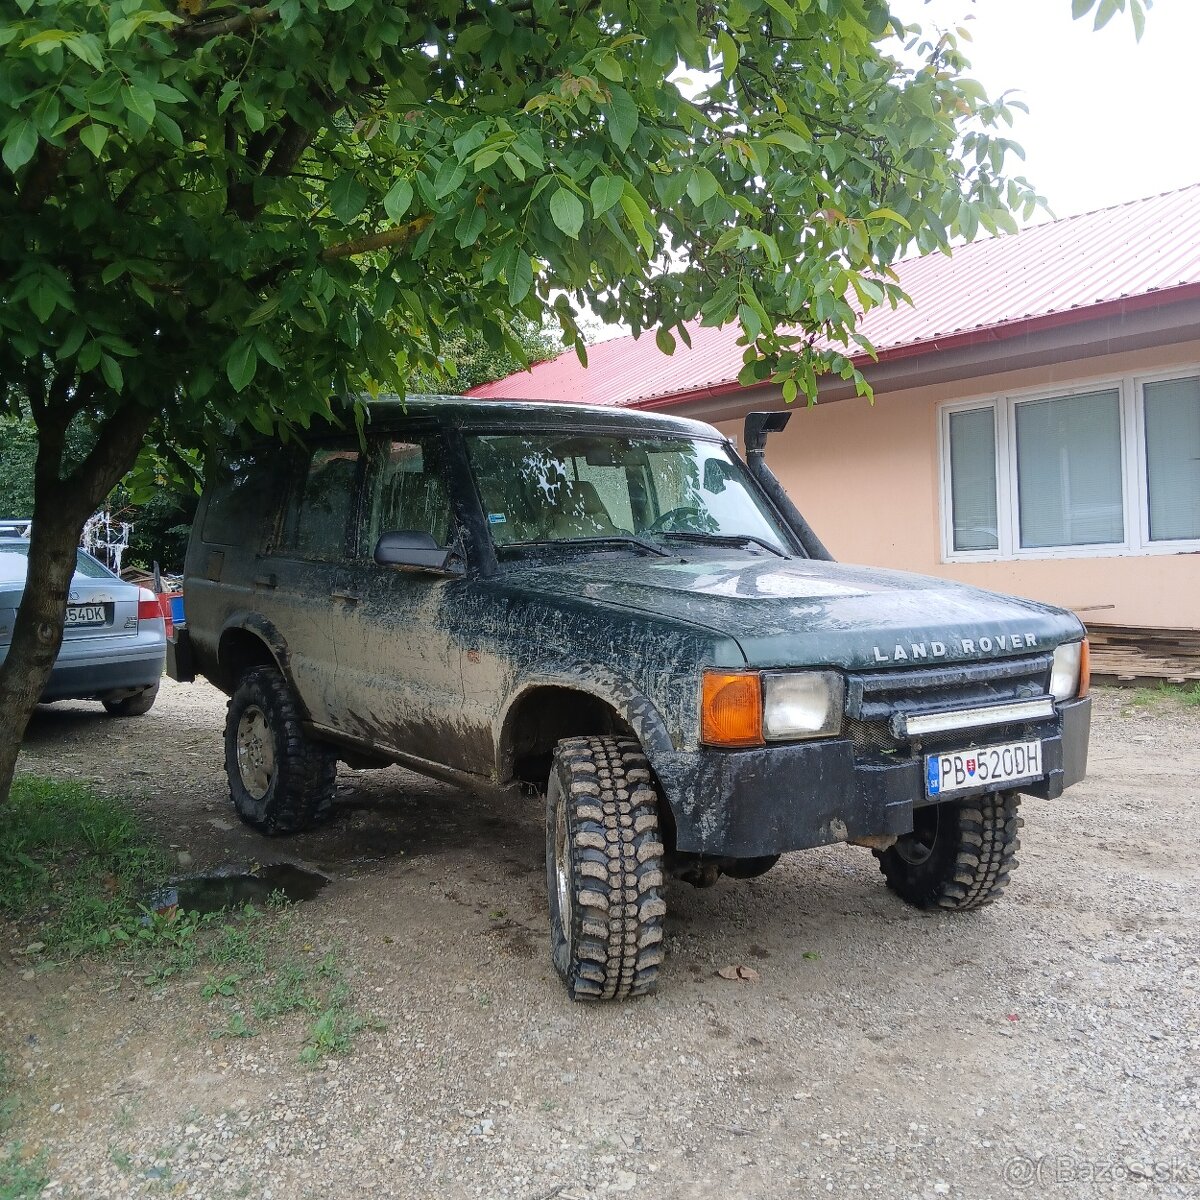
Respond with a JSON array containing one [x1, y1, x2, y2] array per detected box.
[[282, 446, 362, 561], [202, 448, 288, 548], [362, 437, 453, 553]]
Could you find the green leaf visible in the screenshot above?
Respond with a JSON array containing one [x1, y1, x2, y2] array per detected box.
[[226, 341, 257, 392], [100, 354, 123, 392], [764, 130, 809, 153], [456, 203, 486, 247], [655, 327, 675, 355], [383, 178, 414, 222], [508, 249, 533, 305], [866, 207, 911, 230], [717, 30, 739, 79], [1093, 0, 1119, 27], [433, 159, 466, 199], [329, 173, 368, 224], [550, 187, 584, 239], [79, 124, 108, 158], [1070, 0, 1093, 18], [590, 174, 624, 217], [1130, 0, 1146, 39], [686, 166, 719, 207], [604, 87, 638, 153], [2, 120, 38, 172], [123, 86, 156, 126]]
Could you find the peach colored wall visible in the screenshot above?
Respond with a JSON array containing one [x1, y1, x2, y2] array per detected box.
[[716, 339, 1200, 629]]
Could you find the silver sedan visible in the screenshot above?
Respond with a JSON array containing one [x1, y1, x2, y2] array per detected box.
[[0, 537, 166, 716]]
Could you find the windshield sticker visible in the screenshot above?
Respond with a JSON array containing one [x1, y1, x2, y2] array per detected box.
[[488, 512, 507, 525]]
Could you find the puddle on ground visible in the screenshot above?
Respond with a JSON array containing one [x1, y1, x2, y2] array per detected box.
[[148, 863, 330, 915]]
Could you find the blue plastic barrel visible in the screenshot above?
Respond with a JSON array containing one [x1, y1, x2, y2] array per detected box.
[[169, 594, 186, 626]]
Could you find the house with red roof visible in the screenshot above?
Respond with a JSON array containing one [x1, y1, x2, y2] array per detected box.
[[472, 185, 1200, 675]]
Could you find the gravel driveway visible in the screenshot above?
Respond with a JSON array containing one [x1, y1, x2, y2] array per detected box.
[[8, 681, 1200, 1199]]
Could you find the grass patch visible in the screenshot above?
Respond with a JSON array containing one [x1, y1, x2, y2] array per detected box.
[[2, 775, 379, 1065], [0, 776, 168, 955], [1126, 681, 1200, 710]]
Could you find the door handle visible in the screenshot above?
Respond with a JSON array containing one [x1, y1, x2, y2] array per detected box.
[[330, 589, 361, 604]]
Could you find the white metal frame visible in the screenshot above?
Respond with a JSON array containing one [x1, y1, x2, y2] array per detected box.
[[937, 364, 1200, 563]]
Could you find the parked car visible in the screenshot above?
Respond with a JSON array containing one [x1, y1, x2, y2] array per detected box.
[[0, 537, 166, 715], [169, 397, 1091, 1001]]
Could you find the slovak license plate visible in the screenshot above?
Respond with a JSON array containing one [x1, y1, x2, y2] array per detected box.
[[926, 739, 1042, 797], [65, 604, 106, 627]]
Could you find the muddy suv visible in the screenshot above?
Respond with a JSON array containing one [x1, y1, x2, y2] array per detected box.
[[170, 397, 1091, 1001]]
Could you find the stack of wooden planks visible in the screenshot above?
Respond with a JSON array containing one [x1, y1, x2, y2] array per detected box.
[[1084, 623, 1200, 684]]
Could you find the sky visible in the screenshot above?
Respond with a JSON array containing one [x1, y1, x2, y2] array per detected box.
[[890, 0, 1200, 219]]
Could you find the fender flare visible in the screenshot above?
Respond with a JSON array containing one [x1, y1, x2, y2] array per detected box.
[[216, 611, 292, 689], [495, 665, 676, 779]]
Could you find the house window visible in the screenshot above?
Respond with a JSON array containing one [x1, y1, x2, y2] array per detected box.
[[1014, 389, 1124, 548], [947, 407, 999, 552], [1144, 376, 1200, 542], [940, 371, 1200, 560]]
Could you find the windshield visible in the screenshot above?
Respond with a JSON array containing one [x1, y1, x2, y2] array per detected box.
[[465, 432, 792, 554]]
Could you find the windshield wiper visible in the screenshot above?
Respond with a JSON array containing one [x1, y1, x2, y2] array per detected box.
[[658, 530, 788, 558], [521, 535, 671, 558]]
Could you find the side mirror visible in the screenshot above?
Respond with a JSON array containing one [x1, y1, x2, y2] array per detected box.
[[373, 530, 460, 572]]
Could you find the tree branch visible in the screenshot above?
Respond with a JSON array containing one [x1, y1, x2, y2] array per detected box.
[[173, 6, 275, 42], [319, 215, 434, 261]]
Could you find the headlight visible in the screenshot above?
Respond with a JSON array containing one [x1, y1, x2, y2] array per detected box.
[[1050, 639, 1090, 701], [763, 671, 844, 740]]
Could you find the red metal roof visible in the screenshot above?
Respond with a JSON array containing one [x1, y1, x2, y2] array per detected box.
[[470, 183, 1200, 408]]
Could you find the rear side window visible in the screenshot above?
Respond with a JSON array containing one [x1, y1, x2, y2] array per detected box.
[[202, 448, 288, 548], [281, 445, 362, 561], [74, 550, 116, 579]]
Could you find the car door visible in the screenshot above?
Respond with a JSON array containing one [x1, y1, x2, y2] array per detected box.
[[324, 427, 472, 767], [259, 439, 363, 728]]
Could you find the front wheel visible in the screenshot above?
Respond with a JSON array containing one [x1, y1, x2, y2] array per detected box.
[[875, 793, 1023, 910], [546, 736, 667, 1001], [224, 666, 337, 836]]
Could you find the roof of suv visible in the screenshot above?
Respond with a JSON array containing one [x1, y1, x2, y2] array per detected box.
[[365, 395, 723, 440]]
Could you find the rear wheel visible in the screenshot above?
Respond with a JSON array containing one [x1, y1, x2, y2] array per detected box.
[[224, 666, 337, 835], [546, 736, 666, 1001], [102, 683, 159, 717], [875, 793, 1022, 910]]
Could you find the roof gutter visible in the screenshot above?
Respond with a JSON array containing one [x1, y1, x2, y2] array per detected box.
[[633, 281, 1200, 411]]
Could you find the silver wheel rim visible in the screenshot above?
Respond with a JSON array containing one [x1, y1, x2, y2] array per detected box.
[[236, 705, 275, 800], [552, 778, 573, 940]]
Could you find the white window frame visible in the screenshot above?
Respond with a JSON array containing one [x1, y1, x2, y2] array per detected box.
[[938, 365, 1200, 563]]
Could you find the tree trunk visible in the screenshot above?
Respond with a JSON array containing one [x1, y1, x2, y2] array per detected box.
[[0, 404, 154, 804]]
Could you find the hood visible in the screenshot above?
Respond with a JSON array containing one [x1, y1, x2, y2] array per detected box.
[[501, 554, 1084, 670]]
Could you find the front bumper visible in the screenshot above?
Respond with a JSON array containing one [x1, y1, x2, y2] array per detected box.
[[655, 696, 1091, 858]]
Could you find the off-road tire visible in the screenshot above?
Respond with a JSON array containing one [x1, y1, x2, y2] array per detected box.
[[224, 666, 337, 836], [546, 736, 666, 1001], [102, 683, 159, 717], [875, 792, 1022, 910]]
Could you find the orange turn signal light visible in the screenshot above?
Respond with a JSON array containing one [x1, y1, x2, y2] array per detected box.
[[1078, 637, 1091, 699], [701, 671, 763, 748]]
